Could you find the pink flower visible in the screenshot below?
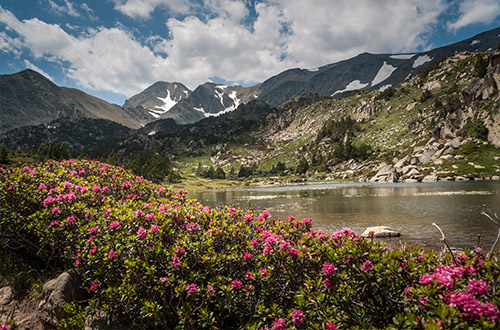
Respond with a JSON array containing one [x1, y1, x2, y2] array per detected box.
[[172, 256, 182, 268], [145, 213, 156, 221], [272, 318, 286, 330], [467, 279, 490, 295], [89, 246, 97, 256], [105, 208, 111, 216], [150, 224, 159, 233], [89, 226, 99, 235], [291, 309, 305, 326], [49, 220, 59, 227], [207, 285, 215, 293], [287, 247, 299, 258], [231, 280, 242, 290], [90, 283, 99, 291], [245, 271, 254, 281], [52, 207, 60, 215], [302, 218, 312, 224], [0, 323, 10, 330], [38, 183, 47, 191], [326, 322, 337, 330], [262, 211, 270, 219], [161, 277, 169, 283], [108, 250, 118, 259], [361, 260, 373, 273], [109, 221, 120, 230], [243, 252, 252, 261], [445, 291, 499, 322], [102, 186, 110, 193], [288, 216, 296, 221], [66, 216, 75, 223], [91, 186, 101, 192], [322, 262, 336, 276], [244, 215, 253, 221], [323, 279, 335, 290], [137, 227, 147, 239], [259, 268, 269, 277], [176, 247, 186, 255], [75, 258, 82, 266], [135, 209, 144, 218], [186, 283, 198, 294]]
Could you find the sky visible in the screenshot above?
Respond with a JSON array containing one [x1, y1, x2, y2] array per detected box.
[[1, 1, 500, 105]]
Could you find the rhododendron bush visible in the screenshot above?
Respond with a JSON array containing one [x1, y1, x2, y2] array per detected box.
[[1, 160, 500, 329]]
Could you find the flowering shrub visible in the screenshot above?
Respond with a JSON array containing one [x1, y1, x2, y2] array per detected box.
[[1, 159, 499, 329]]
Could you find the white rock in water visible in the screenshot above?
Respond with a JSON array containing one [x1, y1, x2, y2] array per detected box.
[[361, 226, 401, 238]]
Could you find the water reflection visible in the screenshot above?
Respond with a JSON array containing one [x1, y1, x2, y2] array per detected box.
[[191, 181, 500, 250]]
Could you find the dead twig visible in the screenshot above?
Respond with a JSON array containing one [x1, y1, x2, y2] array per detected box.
[[432, 222, 457, 265], [482, 205, 500, 261]]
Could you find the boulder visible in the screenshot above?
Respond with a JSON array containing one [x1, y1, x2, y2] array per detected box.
[[422, 174, 438, 182], [38, 269, 86, 325], [0, 286, 14, 305], [361, 226, 401, 238], [492, 176, 500, 181]]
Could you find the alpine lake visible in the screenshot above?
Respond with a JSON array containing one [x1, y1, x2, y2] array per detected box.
[[191, 180, 500, 251]]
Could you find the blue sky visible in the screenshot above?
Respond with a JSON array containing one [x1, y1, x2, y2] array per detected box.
[[1, 0, 500, 105]]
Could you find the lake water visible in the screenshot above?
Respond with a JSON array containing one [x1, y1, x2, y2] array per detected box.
[[191, 181, 500, 251]]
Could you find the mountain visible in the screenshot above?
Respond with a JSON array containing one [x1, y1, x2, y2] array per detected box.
[[257, 26, 500, 106], [123, 81, 191, 125], [124, 81, 260, 125], [126, 27, 500, 124], [0, 69, 142, 134]]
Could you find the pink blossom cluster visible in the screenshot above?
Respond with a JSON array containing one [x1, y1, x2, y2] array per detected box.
[[445, 292, 499, 322], [332, 228, 358, 240], [419, 265, 476, 289], [291, 309, 305, 325], [322, 262, 336, 276], [272, 318, 286, 330], [467, 279, 490, 295], [361, 260, 373, 273]]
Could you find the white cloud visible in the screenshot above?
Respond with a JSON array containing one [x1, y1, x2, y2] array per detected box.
[[3, 0, 490, 104], [448, 0, 500, 31], [0, 5, 159, 95], [110, 0, 194, 19], [48, 0, 79, 17], [23, 59, 55, 81]]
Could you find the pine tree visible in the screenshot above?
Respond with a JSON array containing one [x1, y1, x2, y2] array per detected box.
[[0, 145, 9, 163]]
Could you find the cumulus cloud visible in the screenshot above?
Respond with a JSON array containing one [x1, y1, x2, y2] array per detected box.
[[1, 0, 493, 102], [110, 0, 194, 19], [0, 5, 160, 95], [448, 0, 500, 31]]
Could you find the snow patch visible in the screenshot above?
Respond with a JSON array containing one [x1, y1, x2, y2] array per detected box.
[[412, 55, 432, 68], [183, 90, 189, 97], [148, 111, 160, 118], [148, 131, 156, 136], [216, 85, 228, 90], [378, 85, 392, 91], [390, 54, 415, 59], [331, 80, 368, 96], [214, 89, 225, 106], [307, 67, 319, 72], [371, 61, 397, 86], [148, 90, 178, 117], [471, 39, 480, 45]]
